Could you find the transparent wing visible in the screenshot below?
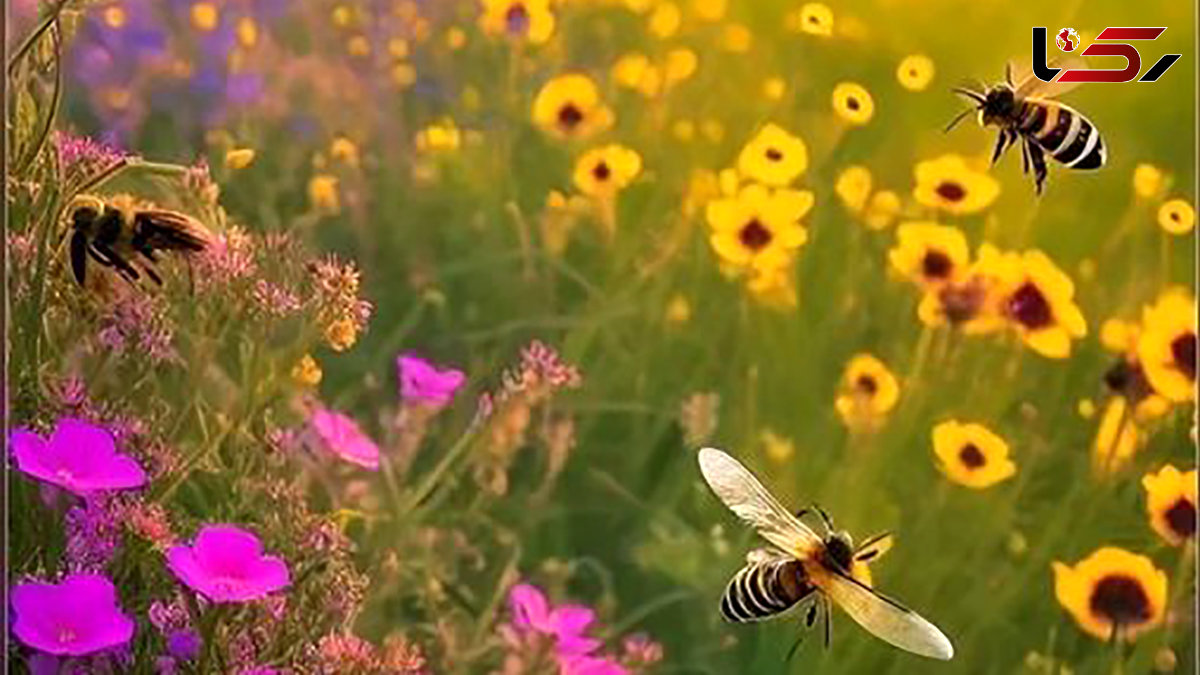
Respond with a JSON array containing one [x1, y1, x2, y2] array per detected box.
[[853, 532, 894, 564], [697, 447, 821, 557], [1009, 56, 1086, 99], [821, 570, 954, 660]]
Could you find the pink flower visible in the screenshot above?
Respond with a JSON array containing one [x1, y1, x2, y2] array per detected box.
[[11, 573, 135, 656], [397, 354, 466, 406], [9, 418, 146, 495], [309, 407, 380, 470], [560, 654, 629, 675], [166, 525, 290, 603], [508, 583, 601, 656]]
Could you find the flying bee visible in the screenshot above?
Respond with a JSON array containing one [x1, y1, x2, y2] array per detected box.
[[698, 447, 954, 660], [66, 195, 212, 287], [947, 61, 1105, 194]]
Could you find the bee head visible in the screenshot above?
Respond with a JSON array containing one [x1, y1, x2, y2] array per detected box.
[[980, 86, 1016, 123], [824, 531, 856, 572], [68, 195, 105, 234]]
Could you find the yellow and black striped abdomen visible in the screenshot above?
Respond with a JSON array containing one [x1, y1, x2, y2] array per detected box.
[[719, 558, 816, 623], [1019, 99, 1106, 170]]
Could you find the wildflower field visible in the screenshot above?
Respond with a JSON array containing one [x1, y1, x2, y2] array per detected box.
[[5, 0, 1197, 672]]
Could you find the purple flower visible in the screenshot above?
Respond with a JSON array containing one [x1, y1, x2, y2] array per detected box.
[[508, 583, 601, 656], [10, 418, 147, 495], [64, 498, 122, 572], [166, 630, 201, 661], [11, 573, 135, 656], [166, 525, 290, 603], [397, 354, 466, 406], [560, 654, 629, 675], [309, 407, 380, 470]]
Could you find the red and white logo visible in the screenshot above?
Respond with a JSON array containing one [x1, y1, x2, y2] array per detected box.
[[1056, 27, 1080, 52]]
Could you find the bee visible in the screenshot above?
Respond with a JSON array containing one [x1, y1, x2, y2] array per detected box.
[[947, 61, 1105, 194], [698, 447, 954, 660], [66, 195, 212, 287]]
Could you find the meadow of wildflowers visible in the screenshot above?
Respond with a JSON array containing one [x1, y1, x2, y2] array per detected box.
[[4, 0, 1196, 672]]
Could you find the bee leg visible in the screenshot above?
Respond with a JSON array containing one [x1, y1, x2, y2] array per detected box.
[[70, 231, 89, 285], [1027, 141, 1048, 194], [92, 241, 141, 282], [1020, 137, 1032, 175], [813, 504, 835, 532], [822, 596, 833, 650], [991, 131, 1012, 166], [140, 263, 163, 285]]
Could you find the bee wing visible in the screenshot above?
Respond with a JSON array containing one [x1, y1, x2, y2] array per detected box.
[[853, 532, 894, 564], [697, 447, 821, 558], [134, 210, 212, 251], [1009, 56, 1087, 99], [821, 569, 954, 660]]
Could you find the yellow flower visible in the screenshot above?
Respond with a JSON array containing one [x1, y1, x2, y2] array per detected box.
[[235, 16, 259, 47], [224, 148, 256, 170], [573, 144, 642, 198], [103, 5, 127, 29], [832, 82, 873, 125], [612, 53, 651, 89], [446, 26, 468, 50], [760, 429, 795, 464], [1093, 397, 1141, 473], [1052, 547, 1167, 641], [1101, 318, 1137, 353], [736, 124, 808, 187], [705, 184, 812, 274], [479, 0, 555, 44], [190, 1, 219, 31], [701, 118, 725, 143], [746, 265, 798, 309], [916, 246, 1008, 334], [532, 74, 614, 140], [416, 120, 462, 152], [330, 136, 360, 167], [994, 249, 1087, 359], [682, 168, 719, 217], [913, 154, 1000, 216], [690, 0, 726, 21], [672, 119, 696, 142], [663, 48, 698, 86], [292, 354, 323, 387], [834, 166, 872, 212], [720, 23, 752, 52], [648, 2, 681, 38], [1077, 398, 1096, 419], [932, 420, 1015, 489], [1142, 465, 1197, 546], [388, 38, 410, 59], [540, 190, 590, 256], [834, 354, 900, 430], [665, 294, 692, 324], [346, 34, 371, 57], [790, 2, 833, 36], [325, 318, 359, 352], [888, 222, 969, 291], [1136, 289, 1196, 402], [308, 174, 341, 214], [896, 54, 935, 91], [1157, 198, 1195, 235], [391, 63, 417, 88], [762, 77, 786, 101], [863, 190, 900, 231], [1133, 164, 1167, 199]]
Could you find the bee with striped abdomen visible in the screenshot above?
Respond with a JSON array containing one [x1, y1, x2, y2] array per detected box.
[[67, 195, 212, 287], [699, 447, 953, 660], [947, 61, 1105, 194]]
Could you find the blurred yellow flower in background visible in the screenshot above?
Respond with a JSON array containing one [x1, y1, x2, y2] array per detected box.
[[1052, 547, 1167, 641], [834, 354, 899, 430], [736, 123, 808, 187], [533, 74, 614, 139], [705, 184, 812, 274], [896, 54, 935, 91], [834, 165, 871, 212], [190, 2, 219, 31], [309, 174, 341, 214], [540, 190, 590, 256], [103, 5, 127, 29], [330, 136, 360, 167], [1132, 163, 1167, 199], [224, 147, 256, 170], [913, 154, 1000, 215], [1157, 198, 1195, 235], [1092, 397, 1141, 473], [479, 0, 556, 44], [888, 222, 969, 291], [665, 294, 691, 324], [648, 2, 682, 39], [1142, 465, 1197, 546], [760, 429, 795, 464], [762, 77, 786, 101], [325, 318, 359, 351], [573, 144, 643, 198], [1136, 289, 1196, 402], [916, 245, 1007, 333], [746, 265, 798, 309], [994, 249, 1087, 359], [790, 2, 833, 36], [292, 354, 323, 387], [831, 82, 873, 125], [416, 120, 462, 152], [932, 420, 1015, 489], [236, 17, 259, 47], [863, 190, 900, 230], [719, 23, 752, 52], [664, 48, 699, 87]]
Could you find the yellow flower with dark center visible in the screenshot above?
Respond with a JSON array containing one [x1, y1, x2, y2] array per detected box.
[[1052, 547, 1167, 641], [573, 144, 642, 198], [916, 244, 1008, 333], [532, 74, 614, 140], [993, 249, 1087, 359], [479, 0, 555, 44], [834, 354, 899, 430], [1157, 198, 1195, 235], [832, 82, 874, 125], [1142, 465, 1197, 546], [835, 166, 872, 212], [1132, 164, 1166, 199], [913, 154, 1000, 215], [932, 420, 1015, 489], [791, 2, 833, 36], [1092, 397, 1141, 473], [1137, 289, 1196, 402], [705, 184, 812, 274], [736, 124, 808, 187], [897, 54, 935, 91], [888, 222, 969, 291]]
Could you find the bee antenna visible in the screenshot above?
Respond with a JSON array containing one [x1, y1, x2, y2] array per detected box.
[[942, 105, 977, 133]]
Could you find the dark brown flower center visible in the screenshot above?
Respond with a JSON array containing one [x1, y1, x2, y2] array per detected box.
[[505, 3, 530, 33], [855, 375, 878, 395], [1164, 497, 1196, 539], [1008, 282, 1054, 329], [765, 147, 783, 161], [1089, 575, 1152, 626], [939, 281, 985, 324], [921, 250, 953, 280], [935, 181, 967, 202], [557, 103, 584, 130], [958, 443, 986, 469], [591, 161, 611, 181], [846, 97, 860, 111], [1170, 332, 1196, 381], [739, 219, 772, 251], [1104, 359, 1154, 403]]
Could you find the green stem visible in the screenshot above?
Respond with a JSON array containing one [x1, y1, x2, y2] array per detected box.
[[15, 21, 64, 176], [6, 0, 69, 76], [401, 416, 484, 515]]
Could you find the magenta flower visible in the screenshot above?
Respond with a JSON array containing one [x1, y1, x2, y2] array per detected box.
[[508, 583, 601, 656], [9, 418, 146, 495], [560, 654, 630, 675], [166, 525, 290, 603], [397, 353, 466, 406], [11, 573, 135, 656], [309, 407, 380, 470]]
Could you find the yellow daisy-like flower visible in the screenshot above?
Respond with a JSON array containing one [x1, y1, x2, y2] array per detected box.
[[791, 2, 833, 36], [479, 0, 555, 43], [831, 82, 873, 125], [325, 318, 359, 352], [573, 144, 642, 198], [1132, 164, 1167, 200], [1052, 547, 1167, 641], [1136, 289, 1196, 402], [663, 48, 698, 87], [888, 222, 969, 291], [994, 249, 1087, 359], [834, 165, 872, 212], [291, 354, 323, 387], [931, 420, 1015, 489], [1092, 397, 1141, 474], [308, 174, 341, 214], [648, 1, 682, 39], [706, 184, 812, 274], [896, 54, 935, 91], [416, 120, 462, 152], [1142, 465, 1197, 546], [736, 123, 809, 187], [913, 154, 1000, 216], [916, 244, 1007, 334], [863, 190, 901, 231], [224, 147, 256, 170], [834, 354, 900, 430], [1157, 198, 1195, 235], [532, 74, 614, 140]]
